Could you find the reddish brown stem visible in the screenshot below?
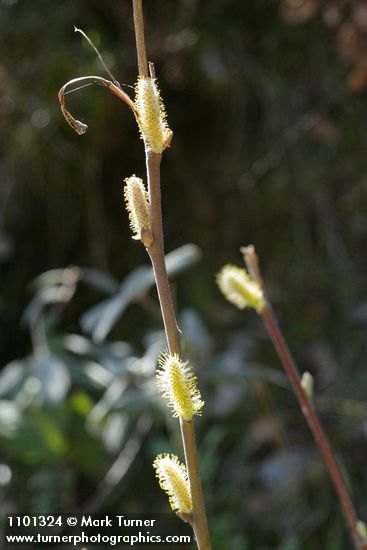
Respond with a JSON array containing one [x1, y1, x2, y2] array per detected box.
[[261, 304, 362, 549]]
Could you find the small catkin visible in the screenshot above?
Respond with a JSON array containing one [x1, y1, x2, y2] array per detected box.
[[156, 352, 204, 421], [153, 454, 192, 514], [134, 76, 172, 154], [301, 371, 314, 401], [124, 175, 152, 244], [216, 264, 265, 312], [356, 521, 367, 542]]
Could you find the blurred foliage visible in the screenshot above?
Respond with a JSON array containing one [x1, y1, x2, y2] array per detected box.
[[1, 0, 367, 548]]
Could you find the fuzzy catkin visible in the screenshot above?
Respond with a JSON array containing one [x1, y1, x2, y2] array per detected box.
[[153, 454, 192, 514], [156, 352, 204, 421], [135, 77, 172, 154], [124, 175, 151, 241], [216, 264, 265, 312]]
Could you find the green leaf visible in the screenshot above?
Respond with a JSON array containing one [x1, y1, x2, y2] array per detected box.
[[0, 361, 26, 398], [35, 415, 69, 456], [32, 355, 71, 403], [80, 244, 201, 342], [0, 400, 22, 438]]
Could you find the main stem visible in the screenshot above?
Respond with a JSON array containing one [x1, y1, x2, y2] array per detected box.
[[131, 2, 211, 548], [261, 306, 362, 549], [132, 0, 148, 77], [145, 152, 181, 355], [145, 152, 211, 550]]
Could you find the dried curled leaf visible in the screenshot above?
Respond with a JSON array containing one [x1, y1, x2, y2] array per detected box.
[[60, 104, 88, 135]]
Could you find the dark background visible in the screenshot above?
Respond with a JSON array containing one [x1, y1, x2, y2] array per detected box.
[[1, 0, 367, 548]]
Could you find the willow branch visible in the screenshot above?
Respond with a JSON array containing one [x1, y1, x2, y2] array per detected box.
[[242, 246, 364, 550], [132, 3, 211, 548]]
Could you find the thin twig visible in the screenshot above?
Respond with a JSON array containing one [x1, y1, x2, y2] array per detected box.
[[242, 246, 364, 550], [74, 26, 121, 88]]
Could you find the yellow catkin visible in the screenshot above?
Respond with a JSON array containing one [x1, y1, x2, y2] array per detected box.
[[134, 76, 172, 154], [124, 175, 152, 243], [216, 264, 265, 312], [156, 353, 204, 421], [153, 454, 192, 514]]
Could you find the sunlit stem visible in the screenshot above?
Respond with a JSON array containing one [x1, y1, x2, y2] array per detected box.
[[132, 1, 211, 547]]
